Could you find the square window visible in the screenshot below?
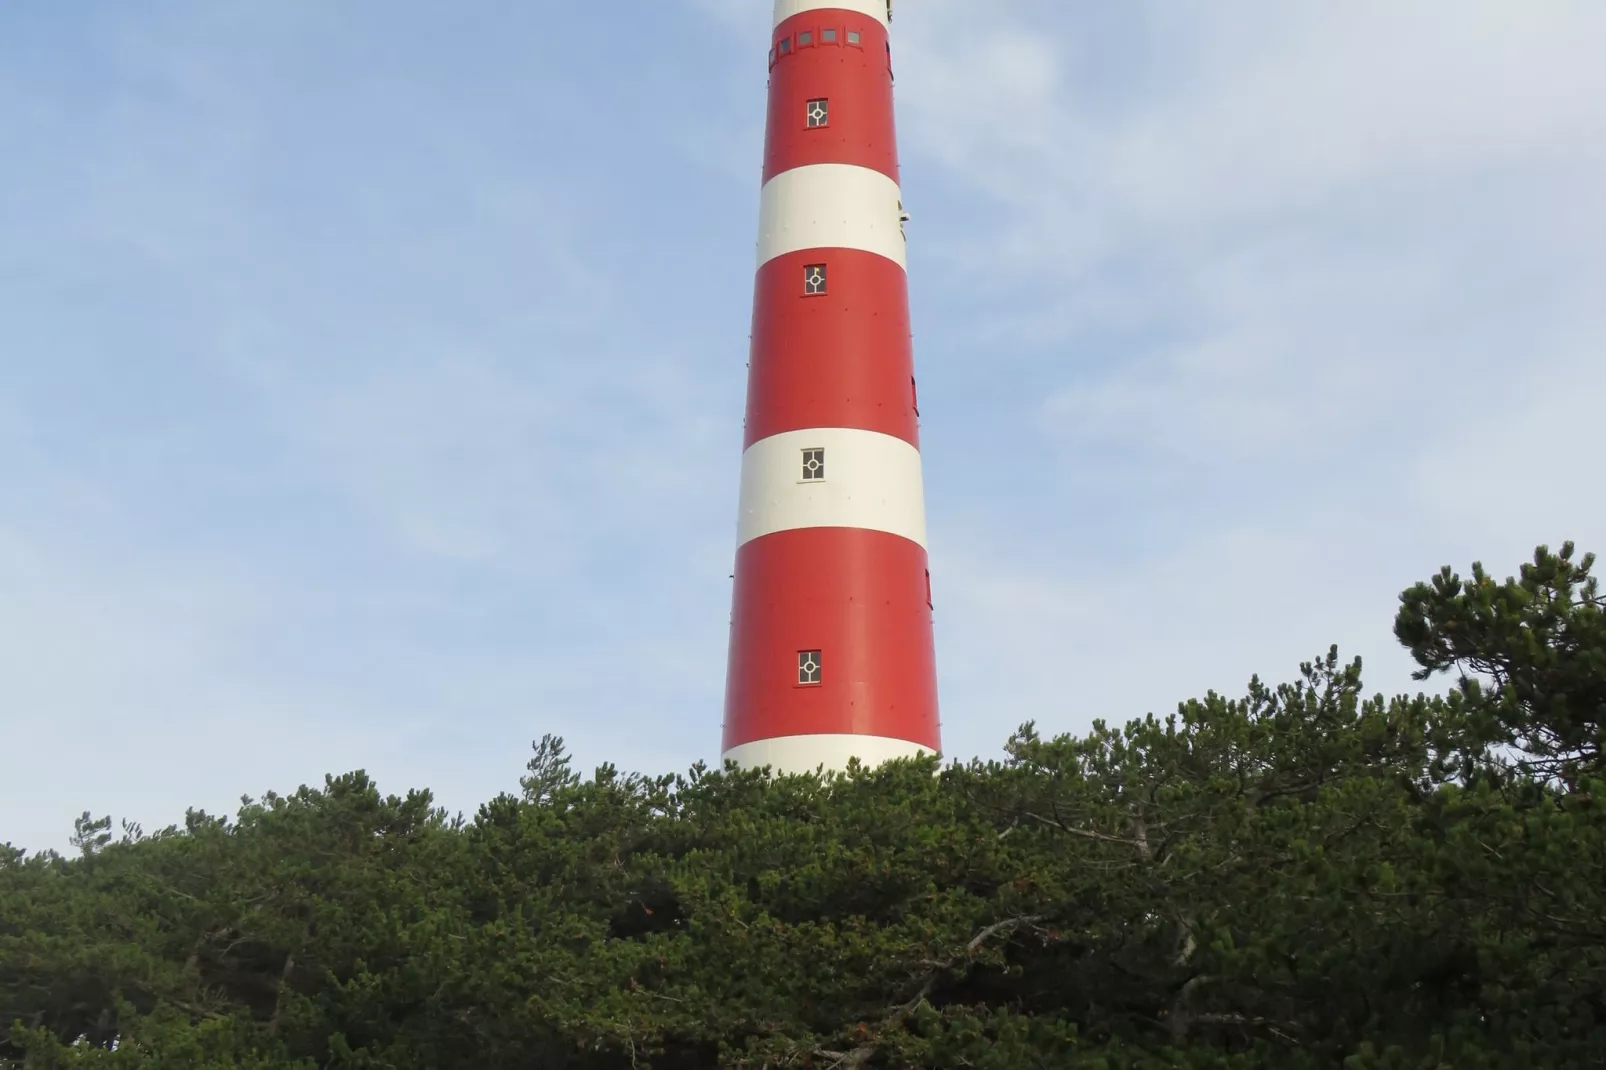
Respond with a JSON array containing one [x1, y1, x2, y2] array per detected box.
[[822, 28, 837, 43], [778, 36, 791, 55], [800, 447, 825, 481], [803, 263, 827, 295], [806, 98, 829, 129], [799, 30, 812, 46], [798, 650, 822, 686], [847, 29, 861, 45], [768, 47, 775, 66]]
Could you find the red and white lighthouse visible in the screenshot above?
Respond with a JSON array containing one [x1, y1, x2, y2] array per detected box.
[[722, 0, 940, 774]]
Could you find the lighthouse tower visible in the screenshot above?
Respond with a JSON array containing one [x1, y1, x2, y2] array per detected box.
[[722, 0, 940, 774]]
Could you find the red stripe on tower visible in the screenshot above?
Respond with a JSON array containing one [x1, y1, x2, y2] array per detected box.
[[722, 0, 940, 775]]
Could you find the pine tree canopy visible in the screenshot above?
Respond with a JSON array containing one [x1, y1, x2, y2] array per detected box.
[[4, 543, 1604, 1069]]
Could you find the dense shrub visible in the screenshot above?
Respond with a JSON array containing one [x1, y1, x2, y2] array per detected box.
[[4, 544, 1602, 1068]]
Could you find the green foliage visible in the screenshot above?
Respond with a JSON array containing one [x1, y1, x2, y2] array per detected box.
[[1396, 540, 1605, 780], [4, 544, 1604, 1068]]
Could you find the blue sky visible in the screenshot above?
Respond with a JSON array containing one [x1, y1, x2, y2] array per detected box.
[[3, 1, 1603, 851]]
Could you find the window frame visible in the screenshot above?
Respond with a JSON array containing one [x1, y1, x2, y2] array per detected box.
[[799, 447, 826, 483], [796, 649, 824, 687], [805, 97, 829, 130], [803, 263, 828, 296]]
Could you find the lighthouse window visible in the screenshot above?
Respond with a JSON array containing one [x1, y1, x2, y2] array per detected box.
[[847, 30, 861, 45], [801, 448, 825, 481], [804, 263, 827, 295], [778, 37, 791, 56], [806, 98, 829, 128], [798, 30, 813, 47], [797, 650, 823, 686], [822, 28, 837, 43]]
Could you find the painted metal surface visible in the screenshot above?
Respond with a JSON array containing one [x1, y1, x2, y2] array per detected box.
[[723, 733, 933, 776], [744, 248, 917, 449], [763, 23, 898, 184], [736, 427, 927, 549], [756, 163, 907, 270], [723, 527, 939, 752], [724, 0, 937, 774]]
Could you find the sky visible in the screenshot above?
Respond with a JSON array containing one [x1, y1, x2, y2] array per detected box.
[[2, 1, 1603, 852]]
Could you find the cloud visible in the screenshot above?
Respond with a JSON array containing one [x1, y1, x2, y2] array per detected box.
[[3, 0, 1602, 851], [889, 0, 1606, 748], [897, 1, 1606, 268], [0, 2, 747, 851]]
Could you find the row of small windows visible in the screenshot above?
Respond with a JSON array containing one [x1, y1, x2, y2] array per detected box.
[[771, 26, 870, 68]]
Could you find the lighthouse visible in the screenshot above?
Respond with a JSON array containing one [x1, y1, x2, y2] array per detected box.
[[721, 0, 940, 774]]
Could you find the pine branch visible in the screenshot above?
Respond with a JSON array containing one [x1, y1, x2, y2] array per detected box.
[[1022, 810, 1147, 850]]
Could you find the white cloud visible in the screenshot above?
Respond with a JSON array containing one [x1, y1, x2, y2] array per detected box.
[[898, 1, 1606, 269], [5, 0, 1603, 849], [892, 0, 1606, 751], [0, 4, 746, 851]]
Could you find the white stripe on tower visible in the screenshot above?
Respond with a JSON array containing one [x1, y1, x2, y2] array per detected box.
[[755, 164, 906, 270], [772, 0, 889, 29], [723, 735, 934, 777], [736, 427, 927, 549]]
